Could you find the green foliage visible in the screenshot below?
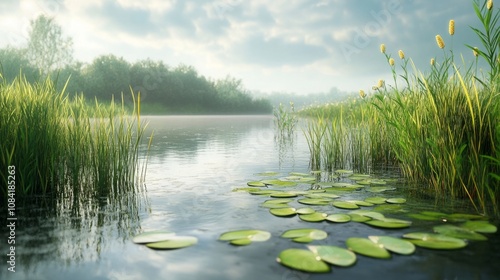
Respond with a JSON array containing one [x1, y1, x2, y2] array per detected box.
[[273, 102, 298, 137]]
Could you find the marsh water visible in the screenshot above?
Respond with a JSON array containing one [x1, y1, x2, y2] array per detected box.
[[2, 115, 499, 280]]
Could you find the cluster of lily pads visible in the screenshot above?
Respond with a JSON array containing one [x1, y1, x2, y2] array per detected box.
[[132, 170, 498, 274]]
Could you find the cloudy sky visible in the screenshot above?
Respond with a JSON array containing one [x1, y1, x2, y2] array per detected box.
[[0, 0, 489, 95]]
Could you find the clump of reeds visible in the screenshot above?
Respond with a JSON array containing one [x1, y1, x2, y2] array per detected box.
[[0, 74, 150, 203], [274, 102, 298, 138]]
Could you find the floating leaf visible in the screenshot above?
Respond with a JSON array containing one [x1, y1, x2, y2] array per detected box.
[[335, 169, 353, 175], [298, 198, 332, 205], [369, 179, 387, 185], [261, 179, 297, 187], [364, 218, 412, 229], [421, 211, 448, 217], [277, 249, 331, 273], [373, 204, 403, 213], [386, 198, 406, 204], [446, 213, 487, 222], [460, 221, 497, 234], [346, 237, 391, 259], [366, 186, 396, 193], [349, 210, 385, 220], [132, 231, 176, 244], [281, 228, 328, 243], [403, 232, 467, 250], [146, 236, 198, 249], [326, 214, 351, 223], [368, 236, 416, 255], [232, 187, 261, 192], [249, 190, 280, 195], [364, 197, 387, 204], [289, 172, 310, 177], [349, 214, 372, 222], [296, 207, 316, 215], [256, 171, 280, 176], [308, 245, 357, 267], [263, 198, 294, 204], [347, 200, 374, 207], [331, 182, 360, 188], [219, 229, 271, 246], [433, 225, 487, 241], [247, 181, 266, 187], [408, 213, 441, 221], [305, 193, 340, 199], [299, 212, 327, 222], [270, 192, 298, 198], [270, 207, 297, 217], [332, 201, 359, 210]]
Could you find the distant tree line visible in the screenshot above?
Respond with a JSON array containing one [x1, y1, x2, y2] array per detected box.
[[0, 15, 272, 114]]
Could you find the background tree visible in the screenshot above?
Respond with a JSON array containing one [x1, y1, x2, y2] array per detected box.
[[25, 15, 73, 75], [0, 47, 39, 82]]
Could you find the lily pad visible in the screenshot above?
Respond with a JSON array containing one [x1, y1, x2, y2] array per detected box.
[[277, 249, 331, 273], [299, 212, 327, 222], [349, 213, 372, 222], [433, 225, 487, 241], [289, 172, 310, 176], [347, 200, 374, 207], [408, 213, 441, 221], [403, 232, 467, 250], [247, 181, 266, 187], [460, 221, 497, 234], [281, 228, 328, 243], [346, 237, 391, 259], [305, 193, 340, 199], [219, 230, 271, 246], [366, 186, 396, 193], [332, 201, 359, 210], [308, 245, 357, 267], [232, 187, 262, 192], [261, 179, 297, 187], [145, 236, 198, 249], [298, 198, 332, 205], [335, 169, 353, 175], [364, 218, 412, 229], [364, 197, 387, 204], [326, 214, 351, 223], [256, 171, 280, 176], [270, 207, 297, 217], [386, 198, 406, 204], [446, 213, 487, 222], [262, 198, 294, 204], [249, 190, 280, 195], [132, 231, 176, 244], [368, 236, 416, 255], [349, 210, 385, 220], [270, 192, 298, 198], [296, 207, 316, 215]]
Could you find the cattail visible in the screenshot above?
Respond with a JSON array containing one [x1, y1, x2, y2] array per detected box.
[[389, 58, 395, 66], [359, 90, 366, 98], [380, 44, 386, 54], [430, 58, 435, 66], [448, 20, 455, 35], [487, 0, 493, 10], [436, 35, 445, 49], [377, 79, 385, 88], [473, 47, 479, 57], [398, 50, 405, 59]]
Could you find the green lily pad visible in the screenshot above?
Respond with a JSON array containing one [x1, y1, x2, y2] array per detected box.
[[132, 231, 176, 244], [326, 214, 351, 223], [346, 237, 391, 259], [349, 210, 385, 220], [299, 212, 327, 222], [420, 211, 447, 217], [145, 236, 198, 249], [408, 213, 441, 221], [305, 193, 340, 199], [446, 213, 487, 222], [261, 179, 297, 187], [369, 179, 387, 185], [403, 232, 467, 250], [368, 236, 416, 255], [332, 201, 360, 210], [433, 225, 487, 241], [296, 207, 316, 215], [307, 245, 357, 267], [355, 179, 372, 185], [331, 182, 360, 188], [277, 249, 331, 273], [460, 221, 497, 234], [249, 190, 280, 195], [364, 218, 412, 229], [219, 229, 271, 245], [386, 198, 406, 204], [281, 228, 328, 243], [373, 204, 403, 213], [270, 207, 297, 217], [366, 186, 396, 193], [247, 181, 266, 187], [298, 198, 332, 205], [232, 187, 262, 192], [263, 198, 294, 204], [289, 172, 310, 176], [335, 169, 353, 175], [364, 197, 387, 204], [270, 192, 298, 198], [256, 171, 280, 176], [348, 200, 374, 207], [349, 213, 372, 222]]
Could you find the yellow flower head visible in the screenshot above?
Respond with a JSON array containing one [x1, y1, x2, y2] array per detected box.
[[487, 0, 493, 10], [377, 79, 385, 88], [380, 44, 386, 54], [449, 20, 455, 35], [398, 50, 405, 59], [389, 58, 395, 66], [473, 47, 479, 57], [436, 35, 445, 49], [430, 58, 435, 66], [359, 90, 366, 98]]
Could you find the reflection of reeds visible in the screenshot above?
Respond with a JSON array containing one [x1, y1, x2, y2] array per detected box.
[[0, 75, 150, 201]]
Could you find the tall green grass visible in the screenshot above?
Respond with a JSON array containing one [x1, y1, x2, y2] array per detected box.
[[300, 0, 499, 216], [274, 102, 298, 138], [0, 74, 150, 203]]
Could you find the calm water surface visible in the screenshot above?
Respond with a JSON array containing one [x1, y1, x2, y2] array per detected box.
[[2, 115, 499, 280]]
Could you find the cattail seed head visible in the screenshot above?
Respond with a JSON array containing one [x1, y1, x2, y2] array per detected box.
[[398, 50, 405, 59], [359, 90, 366, 98], [380, 44, 386, 54], [473, 47, 479, 57], [389, 58, 395, 66], [377, 79, 385, 88], [430, 58, 435, 66], [487, 0, 493, 10], [449, 20, 455, 35], [436, 35, 445, 49]]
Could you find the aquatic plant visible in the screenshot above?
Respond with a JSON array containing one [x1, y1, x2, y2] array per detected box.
[[273, 102, 298, 138]]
